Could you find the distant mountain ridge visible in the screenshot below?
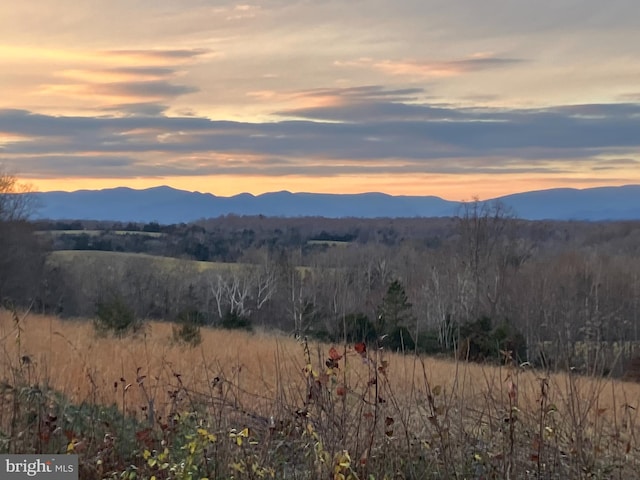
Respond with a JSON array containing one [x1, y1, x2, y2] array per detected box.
[[30, 185, 640, 223]]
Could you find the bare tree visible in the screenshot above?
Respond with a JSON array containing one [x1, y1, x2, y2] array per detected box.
[[455, 199, 533, 320], [0, 171, 35, 222], [0, 170, 45, 305]]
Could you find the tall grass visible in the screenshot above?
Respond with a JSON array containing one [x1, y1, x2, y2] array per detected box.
[[1, 309, 639, 479]]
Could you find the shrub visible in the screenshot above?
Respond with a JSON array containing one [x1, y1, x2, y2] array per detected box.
[[458, 316, 527, 363], [385, 325, 416, 352], [308, 328, 332, 342], [340, 313, 377, 343], [415, 329, 445, 355], [171, 309, 203, 346], [492, 320, 527, 362], [221, 310, 252, 331], [94, 295, 143, 337], [172, 322, 202, 347]]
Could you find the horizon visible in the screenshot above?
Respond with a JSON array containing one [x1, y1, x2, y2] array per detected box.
[[31, 182, 640, 204], [2, 1, 640, 198]]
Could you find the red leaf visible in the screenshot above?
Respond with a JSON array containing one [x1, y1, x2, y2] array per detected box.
[[354, 342, 367, 355], [336, 385, 346, 396], [328, 347, 342, 361]]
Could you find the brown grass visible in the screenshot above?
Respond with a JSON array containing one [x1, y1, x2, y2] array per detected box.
[[2, 309, 640, 478], [0, 310, 304, 416]]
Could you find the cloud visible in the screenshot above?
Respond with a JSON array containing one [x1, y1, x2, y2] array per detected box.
[[37, 54, 201, 108], [100, 103, 170, 117], [40, 81, 198, 102], [101, 48, 211, 63], [246, 85, 426, 113], [58, 66, 179, 82], [90, 81, 198, 99], [591, 157, 640, 170], [1, 93, 640, 183], [0, 154, 137, 177], [296, 85, 425, 101], [336, 55, 524, 78]]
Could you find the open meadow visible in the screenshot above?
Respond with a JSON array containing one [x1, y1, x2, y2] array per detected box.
[[47, 250, 241, 274], [1, 309, 640, 479]]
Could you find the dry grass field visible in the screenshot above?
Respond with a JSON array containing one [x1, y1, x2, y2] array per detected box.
[[1, 309, 640, 479]]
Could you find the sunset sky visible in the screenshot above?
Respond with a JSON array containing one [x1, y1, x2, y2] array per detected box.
[[1, 1, 639, 200]]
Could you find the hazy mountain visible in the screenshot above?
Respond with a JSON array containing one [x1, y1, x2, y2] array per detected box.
[[31, 185, 640, 223], [496, 185, 640, 220]]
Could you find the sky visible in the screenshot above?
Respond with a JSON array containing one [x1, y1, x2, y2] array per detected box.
[[1, 1, 639, 201]]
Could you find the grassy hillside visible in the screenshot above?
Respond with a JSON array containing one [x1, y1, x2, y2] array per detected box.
[[1, 309, 639, 478], [39, 230, 166, 238], [48, 249, 241, 273]]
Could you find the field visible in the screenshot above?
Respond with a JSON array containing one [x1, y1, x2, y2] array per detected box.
[[38, 230, 166, 238], [1, 310, 640, 479], [48, 250, 241, 273]]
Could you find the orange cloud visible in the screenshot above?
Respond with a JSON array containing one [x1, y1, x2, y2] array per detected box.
[[374, 59, 464, 78], [336, 54, 523, 79], [57, 66, 177, 83], [0, 132, 31, 144], [245, 88, 347, 114]]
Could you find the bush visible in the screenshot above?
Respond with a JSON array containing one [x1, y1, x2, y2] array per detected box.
[[308, 328, 332, 342], [340, 313, 377, 343], [94, 296, 143, 337], [220, 310, 252, 331], [172, 322, 202, 347], [458, 316, 527, 363], [492, 321, 527, 362], [415, 329, 446, 355], [385, 325, 416, 352], [172, 310, 203, 346]]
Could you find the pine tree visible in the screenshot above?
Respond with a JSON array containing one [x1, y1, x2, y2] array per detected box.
[[377, 279, 412, 334]]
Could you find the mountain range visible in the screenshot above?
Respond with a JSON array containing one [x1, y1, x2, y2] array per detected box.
[[30, 185, 640, 223]]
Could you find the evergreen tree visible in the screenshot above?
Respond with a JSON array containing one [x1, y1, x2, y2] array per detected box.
[[376, 279, 412, 334]]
